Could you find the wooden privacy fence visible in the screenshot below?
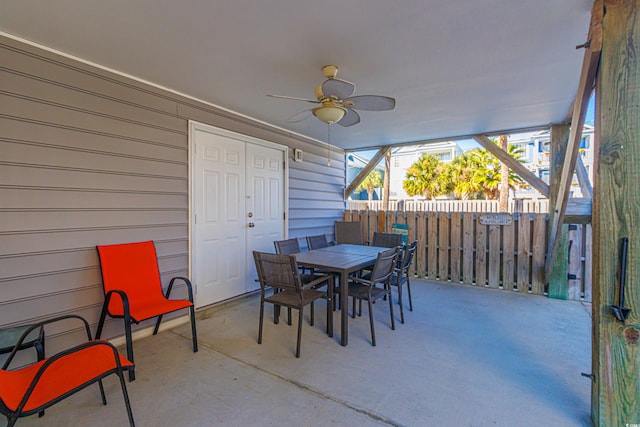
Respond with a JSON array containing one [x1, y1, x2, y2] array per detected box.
[[343, 210, 592, 300]]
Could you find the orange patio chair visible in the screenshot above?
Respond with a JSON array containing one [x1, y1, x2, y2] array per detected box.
[[0, 315, 135, 427], [95, 240, 198, 381]]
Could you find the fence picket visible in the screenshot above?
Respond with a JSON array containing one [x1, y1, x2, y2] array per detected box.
[[438, 213, 450, 281], [450, 212, 462, 283], [462, 213, 475, 284], [488, 224, 501, 288], [567, 225, 583, 300], [517, 213, 531, 292], [428, 212, 438, 279], [475, 219, 487, 286], [532, 214, 547, 294], [406, 212, 417, 276], [502, 221, 516, 291], [417, 212, 427, 277]]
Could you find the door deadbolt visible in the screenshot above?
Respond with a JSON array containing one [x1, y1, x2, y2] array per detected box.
[[248, 212, 253, 218]]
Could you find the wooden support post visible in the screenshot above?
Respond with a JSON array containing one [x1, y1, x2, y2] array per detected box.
[[592, 0, 640, 425], [548, 123, 570, 299]]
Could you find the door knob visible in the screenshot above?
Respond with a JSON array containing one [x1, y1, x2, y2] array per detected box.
[[248, 222, 255, 228]]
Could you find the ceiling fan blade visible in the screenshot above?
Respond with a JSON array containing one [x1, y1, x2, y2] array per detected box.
[[286, 109, 314, 123], [345, 95, 396, 111], [337, 107, 360, 127], [322, 78, 356, 100], [267, 94, 319, 104]]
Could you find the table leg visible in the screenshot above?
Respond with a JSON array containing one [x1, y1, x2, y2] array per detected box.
[[340, 271, 348, 346]]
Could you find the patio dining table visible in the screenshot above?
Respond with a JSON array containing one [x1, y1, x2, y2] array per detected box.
[[294, 244, 389, 346]]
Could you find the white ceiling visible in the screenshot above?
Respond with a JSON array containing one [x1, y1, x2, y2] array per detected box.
[[0, 1, 592, 151]]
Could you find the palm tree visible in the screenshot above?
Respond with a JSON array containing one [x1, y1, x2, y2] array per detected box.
[[356, 170, 384, 200], [466, 143, 526, 200], [442, 151, 483, 199], [403, 154, 446, 199]]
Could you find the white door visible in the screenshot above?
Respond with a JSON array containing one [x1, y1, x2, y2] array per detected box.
[[245, 143, 285, 291], [191, 123, 286, 307]]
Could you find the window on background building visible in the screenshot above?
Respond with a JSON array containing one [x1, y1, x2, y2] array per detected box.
[[580, 136, 589, 149], [539, 169, 550, 184]]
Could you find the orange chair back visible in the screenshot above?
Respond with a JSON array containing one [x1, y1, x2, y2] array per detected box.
[[97, 241, 165, 317]]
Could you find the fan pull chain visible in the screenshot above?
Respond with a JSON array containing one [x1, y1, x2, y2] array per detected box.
[[327, 123, 331, 167]]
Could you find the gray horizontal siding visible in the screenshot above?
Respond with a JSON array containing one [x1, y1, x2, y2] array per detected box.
[[0, 34, 344, 359]]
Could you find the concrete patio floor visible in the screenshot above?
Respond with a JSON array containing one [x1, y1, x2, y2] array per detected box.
[[12, 279, 592, 427]]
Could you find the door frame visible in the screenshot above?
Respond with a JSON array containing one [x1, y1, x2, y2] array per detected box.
[[188, 120, 289, 305]]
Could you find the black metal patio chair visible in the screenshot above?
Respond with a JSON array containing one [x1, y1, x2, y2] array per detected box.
[[253, 251, 333, 358], [343, 247, 399, 346], [390, 240, 418, 323]]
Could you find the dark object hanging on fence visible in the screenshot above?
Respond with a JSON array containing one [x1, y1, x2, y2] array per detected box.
[[611, 237, 632, 323]]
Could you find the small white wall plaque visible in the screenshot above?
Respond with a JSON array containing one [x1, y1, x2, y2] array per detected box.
[[479, 213, 513, 225], [293, 148, 303, 162]]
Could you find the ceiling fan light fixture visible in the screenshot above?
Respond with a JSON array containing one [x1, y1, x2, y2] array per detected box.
[[312, 105, 346, 124]]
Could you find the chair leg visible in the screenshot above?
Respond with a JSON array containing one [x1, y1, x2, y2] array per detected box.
[[117, 367, 136, 427], [310, 301, 315, 326], [351, 296, 356, 319], [296, 308, 303, 358], [95, 302, 109, 340], [36, 335, 45, 417], [258, 297, 265, 344], [406, 275, 413, 311], [326, 293, 333, 337], [397, 284, 405, 324], [367, 298, 376, 346], [387, 288, 396, 331], [189, 305, 198, 352], [287, 308, 292, 326], [98, 379, 107, 405], [123, 317, 135, 382], [153, 314, 163, 335]]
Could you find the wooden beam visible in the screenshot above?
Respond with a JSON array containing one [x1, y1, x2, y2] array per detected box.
[[545, 0, 602, 280], [344, 146, 391, 199], [382, 149, 391, 210], [575, 154, 594, 199], [564, 198, 592, 224], [592, 0, 640, 425], [472, 135, 550, 198]]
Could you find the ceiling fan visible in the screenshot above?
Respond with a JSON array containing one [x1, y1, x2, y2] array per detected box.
[[267, 65, 396, 127]]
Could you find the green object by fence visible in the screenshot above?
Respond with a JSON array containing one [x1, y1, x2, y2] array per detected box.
[[548, 224, 569, 300], [391, 223, 409, 244]]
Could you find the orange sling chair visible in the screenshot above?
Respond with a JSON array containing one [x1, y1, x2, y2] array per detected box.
[[95, 241, 198, 381], [0, 315, 135, 427]]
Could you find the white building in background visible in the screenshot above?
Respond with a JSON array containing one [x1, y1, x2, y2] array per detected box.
[[508, 124, 594, 199], [388, 141, 462, 200]]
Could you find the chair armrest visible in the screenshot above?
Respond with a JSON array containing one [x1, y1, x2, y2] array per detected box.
[[348, 276, 372, 286], [2, 315, 92, 370], [302, 274, 332, 290], [167, 276, 195, 303]]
